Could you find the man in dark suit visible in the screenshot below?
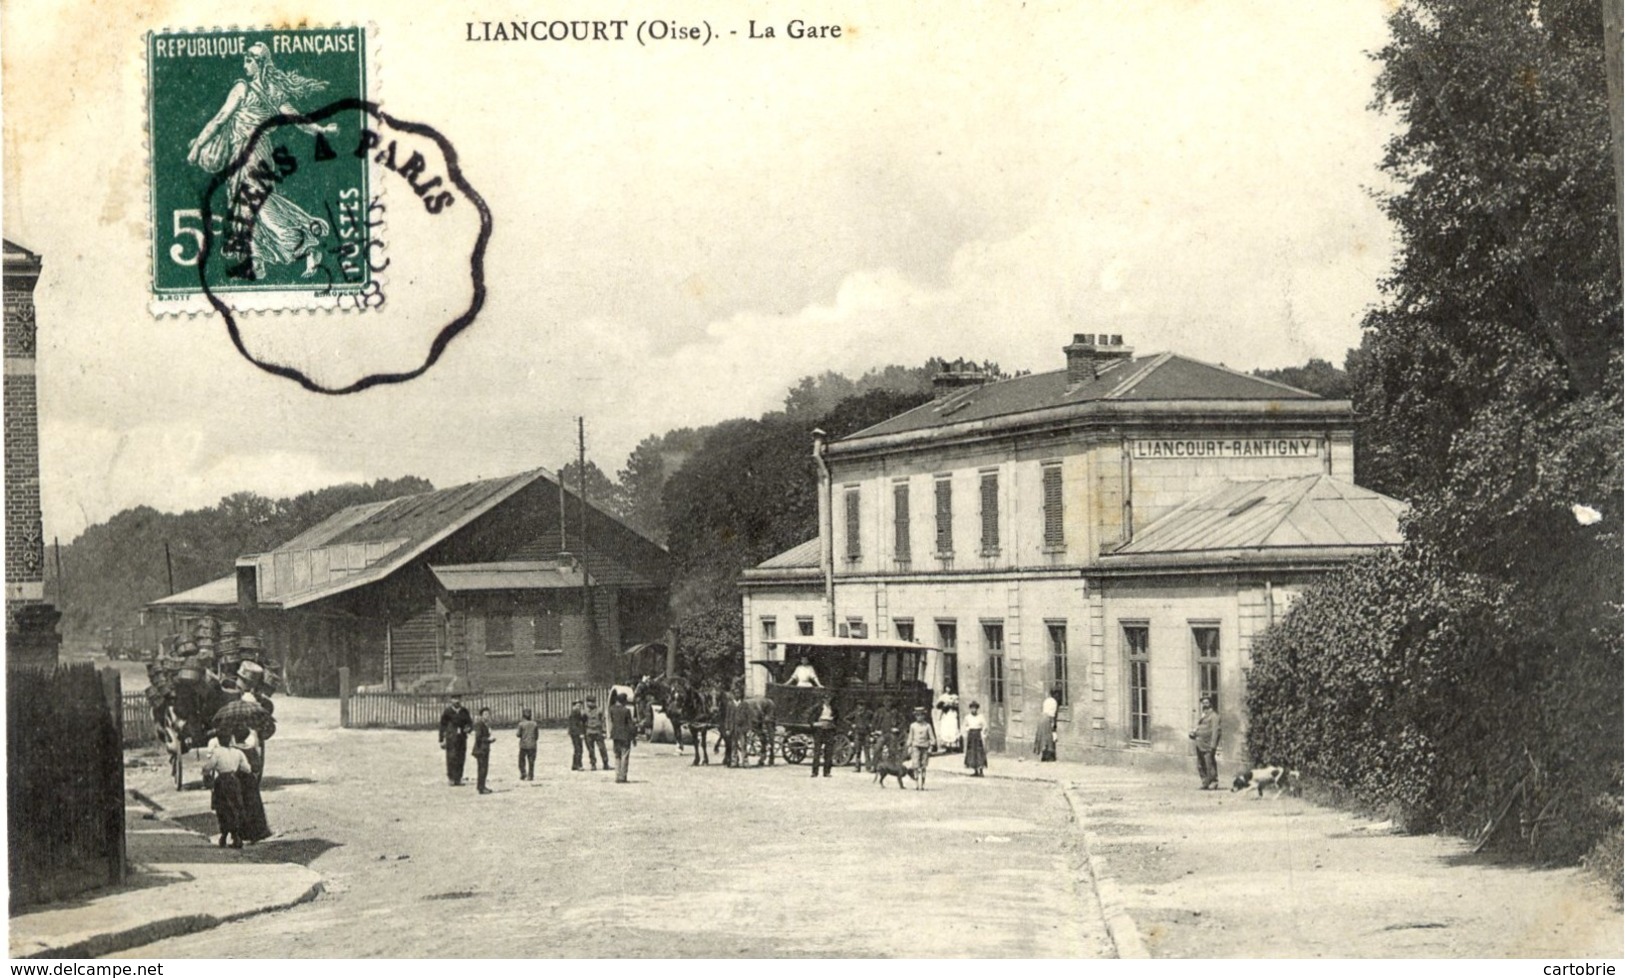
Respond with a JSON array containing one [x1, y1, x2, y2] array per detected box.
[[847, 700, 871, 772], [567, 699, 587, 771], [608, 691, 637, 783], [439, 694, 473, 786], [471, 707, 495, 794], [808, 693, 839, 778]]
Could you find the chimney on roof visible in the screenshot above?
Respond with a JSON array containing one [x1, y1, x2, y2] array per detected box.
[[1064, 333, 1134, 384], [932, 358, 994, 398]]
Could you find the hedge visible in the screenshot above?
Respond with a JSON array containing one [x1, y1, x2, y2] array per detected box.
[[1247, 544, 1622, 864]]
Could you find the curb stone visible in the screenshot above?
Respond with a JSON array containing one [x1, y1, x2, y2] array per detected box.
[[1063, 785, 1150, 960]]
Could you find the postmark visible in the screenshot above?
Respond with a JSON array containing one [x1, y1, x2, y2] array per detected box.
[[198, 100, 492, 393], [147, 26, 371, 311], [147, 26, 492, 391]]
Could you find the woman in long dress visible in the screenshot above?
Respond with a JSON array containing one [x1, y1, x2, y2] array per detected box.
[[186, 43, 339, 280], [962, 700, 988, 776], [205, 726, 271, 847], [934, 692, 960, 752]]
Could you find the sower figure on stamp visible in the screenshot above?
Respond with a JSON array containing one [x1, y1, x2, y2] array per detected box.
[[186, 43, 338, 279], [439, 694, 473, 786]]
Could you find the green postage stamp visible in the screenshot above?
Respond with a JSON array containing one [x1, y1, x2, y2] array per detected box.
[[147, 26, 374, 312]]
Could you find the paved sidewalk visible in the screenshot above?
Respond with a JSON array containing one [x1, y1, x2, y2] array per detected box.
[[9, 787, 323, 959], [945, 752, 1623, 958]]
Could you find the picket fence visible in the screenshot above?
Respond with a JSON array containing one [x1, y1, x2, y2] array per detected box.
[[341, 683, 613, 730], [121, 691, 159, 746]]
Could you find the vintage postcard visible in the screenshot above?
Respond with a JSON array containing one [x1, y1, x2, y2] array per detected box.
[[4, 0, 1620, 966]]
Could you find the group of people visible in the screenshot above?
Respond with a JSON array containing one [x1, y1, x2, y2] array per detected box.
[[804, 692, 991, 785], [439, 691, 643, 789], [203, 724, 271, 848], [431, 686, 996, 789]]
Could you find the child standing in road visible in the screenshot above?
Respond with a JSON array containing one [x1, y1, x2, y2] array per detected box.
[[516, 708, 540, 781], [905, 707, 938, 791], [472, 707, 494, 794]]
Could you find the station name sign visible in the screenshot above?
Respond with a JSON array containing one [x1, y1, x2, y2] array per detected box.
[[1132, 437, 1322, 459]]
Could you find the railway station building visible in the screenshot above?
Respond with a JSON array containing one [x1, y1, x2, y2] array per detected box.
[[150, 469, 671, 695], [740, 335, 1404, 764]]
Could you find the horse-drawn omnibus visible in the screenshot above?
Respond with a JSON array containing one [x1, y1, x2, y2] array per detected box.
[[749, 635, 939, 765]]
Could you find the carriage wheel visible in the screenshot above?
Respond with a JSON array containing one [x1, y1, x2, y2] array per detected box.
[[741, 730, 764, 761], [832, 734, 854, 768], [782, 733, 812, 765]]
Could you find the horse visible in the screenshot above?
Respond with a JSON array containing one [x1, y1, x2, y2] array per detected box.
[[633, 675, 690, 750], [677, 681, 725, 766]]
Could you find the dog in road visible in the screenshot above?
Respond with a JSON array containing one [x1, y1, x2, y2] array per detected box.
[[1231, 765, 1300, 797], [872, 730, 915, 789]]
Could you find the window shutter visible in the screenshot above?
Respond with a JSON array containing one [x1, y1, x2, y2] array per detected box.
[[1043, 465, 1064, 547], [844, 488, 861, 559], [980, 472, 999, 551], [935, 480, 953, 554], [893, 482, 911, 560]]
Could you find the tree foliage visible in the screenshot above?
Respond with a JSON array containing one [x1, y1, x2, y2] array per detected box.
[[1253, 357, 1353, 399], [50, 477, 434, 648], [662, 387, 934, 685], [1251, 0, 1622, 869]]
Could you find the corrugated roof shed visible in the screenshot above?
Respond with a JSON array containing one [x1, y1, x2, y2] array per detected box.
[[1114, 475, 1405, 555], [149, 574, 238, 608], [430, 561, 586, 591]]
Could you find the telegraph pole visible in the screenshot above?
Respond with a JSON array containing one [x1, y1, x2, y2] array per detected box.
[[578, 417, 594, 663], [163, 540, 175, 596]]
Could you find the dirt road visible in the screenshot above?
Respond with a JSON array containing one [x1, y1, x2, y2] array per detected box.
[[118, 698, 1110, 958]]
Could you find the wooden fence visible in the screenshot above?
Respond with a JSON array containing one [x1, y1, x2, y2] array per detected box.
[[121, 691, 158, 746], [8, 664, 126, 910], [341, 675, 612, 730]]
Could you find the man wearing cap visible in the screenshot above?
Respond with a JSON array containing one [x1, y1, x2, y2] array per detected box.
[[583, 696, 610, 772], [905, 706, 938, 790], [439, 694, 473, 786], [567, 699, 588, 771], [471, 707, 495, 794], [608, 690, 637, 783], [807, 693, 839, 778], [1189, 696, 1222, 790]]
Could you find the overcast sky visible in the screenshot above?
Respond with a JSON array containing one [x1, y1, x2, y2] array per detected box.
[[3, 0, 1397, 540]]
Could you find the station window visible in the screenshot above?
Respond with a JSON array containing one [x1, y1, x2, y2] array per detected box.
[[934, 477, 953, 555], [535, 604, 562, 652], [893, 618, 915, 643], [485, 609, 513, 655], [937, 620, 959, 695], [893, 481, 911, 562], [795, 616, 815, 637], [1192, 624, 1220, 711], [983, 621, 1006, 708], [760, 617, 777, 652], [1042, 463, 1064, 549], [844, 486, 861, 561], [1048, 621, 1069, 707], [1124, 623, 1150, 742], [980, 470, 1000, 554]]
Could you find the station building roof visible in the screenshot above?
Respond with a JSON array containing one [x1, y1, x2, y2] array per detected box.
[[842, 352, 1329, 445]]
